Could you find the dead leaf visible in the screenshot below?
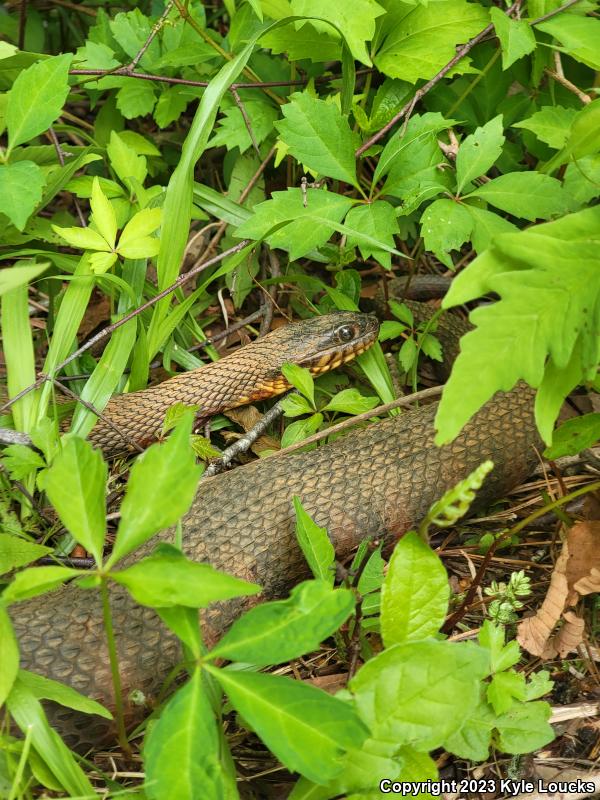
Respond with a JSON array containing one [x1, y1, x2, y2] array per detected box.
[[554, 611, 585, 658], [574, 568, 600, 596], [517, 520, 600, 658], [224, 406, 280, 456]]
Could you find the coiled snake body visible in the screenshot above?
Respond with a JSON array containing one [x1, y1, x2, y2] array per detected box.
[[10, 303, 539, 749]]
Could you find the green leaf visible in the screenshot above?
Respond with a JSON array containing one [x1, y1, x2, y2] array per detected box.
[[443, 696, 495, 761], [349, 640, 489, 750], [235, 188, 354, 261], [420, 199, 473, 268], [261, 21, 341, 63], [116, 80, 157, 120], [398, 337, 417, 373], [478, 620, 520, 673], [281, 393, 315, 417], [144, 670, 224, 800], [51, 224, 111, 252], [381, 531, 449, 645], [154, 85, 193, 129], [107, 130, 148, 190], [282, 362, 315, 407], [490, 8, 536, 70], [544, 413, 600, 459], [108, 412, 202, 567], [456, 115, 505, 193], [281, 412, 323, 447], [323, 388, 379, 415], [464, 204, 518, 253], [525, 670, 553, 701], [0, 261, 51, 295], [437, 207, 600, 444], [374, 0, 489, 83], [44, 437, 107, 565], [543, 100, 600, 176], [0, 533, 51, 574], [2, 566, 81, 604], [2, 443, 45, 481], [210, 97, 279, 154], [291, 0, 385, 65], [421, 460, 494, 534], [344, 201, 400, 268], [379, 320, 407, 342], [495, 701, 554, 754], [117, 207, 162, 259], [17, 669, 112, 719], [209, 580, 354, 664], [537, 14, 600, 70], [487, 670, 526, 715], [513, 105, 576, 150], [0, 608, 18, 706], [294, 497, 335, 584], [469, 172, 568, 221], [275, 92, 359, 186], [206, 667, 368, 783], [112, 543, 259, 608], [0, 161, 44, 230], [6, 678, 94, 797], [6, 53, 72, 152], [90, 176, 117, 249]]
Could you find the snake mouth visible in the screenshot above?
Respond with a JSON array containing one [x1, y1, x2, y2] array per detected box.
[[299, 317, 380, 376]]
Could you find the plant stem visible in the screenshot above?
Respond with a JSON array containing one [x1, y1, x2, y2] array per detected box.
[[100, 578, 131, 756]]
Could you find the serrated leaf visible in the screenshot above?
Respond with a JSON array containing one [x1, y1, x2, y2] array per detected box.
[[117, 207, 162, 258], [291, 0, 385, 65], [456, 115, 505, 193], [144, 669, 224, 800], [381, 531, 449, 645], [495, 701, 554, 753], [154, 85, 192, 129], [7, 53, 72, 152], [444, 696, 495, 761], [542, 100, 600, 175], [0, 534, 52, 574], [275, 93, 359, 186], [525, 670, 553, 701], [112, 543, 259, 608], [209, 580, 354, 664], [116, 80, 157, 120], [107, 130, 148, 190], [374, 0, 489, 83], [378, 320, 407, 342], [487, 670, 527, 715], [398, 336, 418, 373], [464, 204, 518, 253], [210, 98, 279, 154], [206, 667, 368, 783], [469, 172, 568, 221], [44, 438, 107, 565], [281, 362, 315, 406], [261, 21, 341, 62], [0, 161, 44, 230], [52, 224, 111, 252], [294, 497, 336, 584], [2, 443, 45, 481], [537, 14, 600, 70], [513, 105, 576, 150], [421, 199, 473, 268], [281, 393, 315, 417], [437, 206, 600, 444], [478, 620, 520, 673], [281, 412, 324, 447], [235, 188, 354, 260], [344, 201, 399, 268], [490, 8, 536, 70]]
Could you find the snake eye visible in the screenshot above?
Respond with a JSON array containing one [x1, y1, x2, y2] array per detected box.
[[336, 324, 355, 343]]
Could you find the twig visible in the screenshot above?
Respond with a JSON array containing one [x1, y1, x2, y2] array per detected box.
[[545, 68, 592, 104], [231, 87, 261, 159], [268, 385, 443, 459], [0, 240, 251, 415], [129, 1, 173, 72], [47, 0, 97, 16], [0, 462, 52, 523], [18, 0, 27, 50], [203, 395, 291, 477], [0, 428, 33, 446], [356, 0, 581, 156], [47, 127, 87, 227]]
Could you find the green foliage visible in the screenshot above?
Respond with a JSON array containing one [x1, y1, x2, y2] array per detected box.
[[0, 0, 596, 791]]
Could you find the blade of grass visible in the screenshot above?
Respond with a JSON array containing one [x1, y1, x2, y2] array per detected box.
[[1, 284, 37, 432]]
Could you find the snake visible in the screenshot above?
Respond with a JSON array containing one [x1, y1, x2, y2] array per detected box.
[[8, 300, 540, 750]]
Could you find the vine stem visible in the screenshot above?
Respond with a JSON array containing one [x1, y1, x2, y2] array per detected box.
[[100, 578, 131, 756]]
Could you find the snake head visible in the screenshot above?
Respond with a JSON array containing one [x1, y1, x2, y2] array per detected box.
[[266, 312, 380, 376]]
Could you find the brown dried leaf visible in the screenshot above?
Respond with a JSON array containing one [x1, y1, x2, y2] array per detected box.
[[224, 406, 281, 455], [553, 611, 585, 658], [566, 521, 600, 590], [517, 544, 569, 657], [574, 567, 600, 596]]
